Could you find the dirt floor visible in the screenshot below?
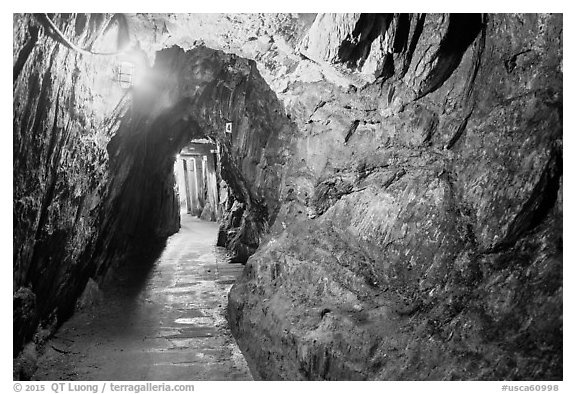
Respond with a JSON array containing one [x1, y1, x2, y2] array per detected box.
[[32, 215, 253, 381]]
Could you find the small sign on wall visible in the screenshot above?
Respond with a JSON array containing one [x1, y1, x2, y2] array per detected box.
[[225, 122, 233, 134]]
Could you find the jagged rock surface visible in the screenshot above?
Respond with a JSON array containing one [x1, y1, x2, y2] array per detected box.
[[13, 13, 123, 361], [228, 13, 562, 380]]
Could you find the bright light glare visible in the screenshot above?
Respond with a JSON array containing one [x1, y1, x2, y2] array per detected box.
[[118, 61, 135, 88], [116, 49, 149, 89]]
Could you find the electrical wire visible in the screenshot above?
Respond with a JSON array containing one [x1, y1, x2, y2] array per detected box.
[[39, 13, 125, 56]]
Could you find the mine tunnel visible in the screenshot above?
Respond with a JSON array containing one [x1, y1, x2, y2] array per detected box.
[[14, 13, 562, 381], [175, 139, 220, 220]]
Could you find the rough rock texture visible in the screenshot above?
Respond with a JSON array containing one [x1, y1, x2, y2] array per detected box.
[[228, 13, 562, 380], [14, 13, 124, 360], [14, 13, 562, 381]]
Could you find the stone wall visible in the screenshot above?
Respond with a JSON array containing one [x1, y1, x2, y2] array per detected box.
[[227, 13, 563, 380], [14, 13, 125, 358]]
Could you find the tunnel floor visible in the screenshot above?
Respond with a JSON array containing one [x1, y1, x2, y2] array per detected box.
[[32, 215, 252, 381]]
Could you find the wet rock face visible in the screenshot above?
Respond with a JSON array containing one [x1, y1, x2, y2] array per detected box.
[[13, 13, 123, 358], [228, 13, 563, 380]]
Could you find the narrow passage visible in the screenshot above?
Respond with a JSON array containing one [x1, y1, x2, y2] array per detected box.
[[33, 215, 252, 381]]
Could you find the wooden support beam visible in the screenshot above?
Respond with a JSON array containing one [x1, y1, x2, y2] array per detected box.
[[182, 159, 192, 213]]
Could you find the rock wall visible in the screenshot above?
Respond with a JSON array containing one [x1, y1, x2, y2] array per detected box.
[[14, 13, 125, 358], [227, 13, 563, 380]]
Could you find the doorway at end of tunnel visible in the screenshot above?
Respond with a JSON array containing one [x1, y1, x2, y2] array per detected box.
[[174, 137, 222, 223]]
